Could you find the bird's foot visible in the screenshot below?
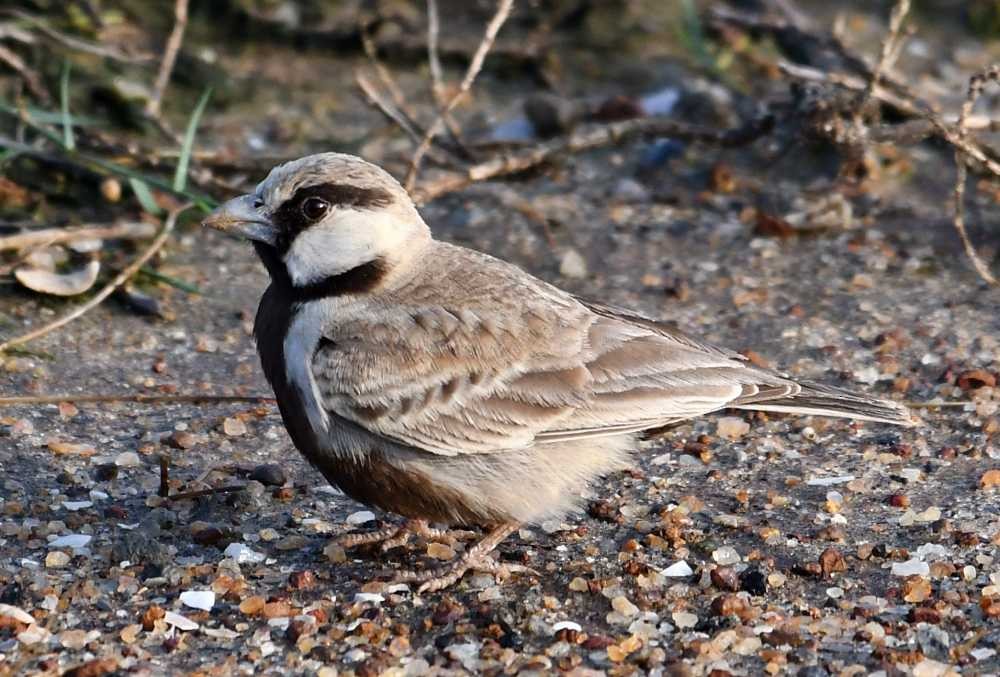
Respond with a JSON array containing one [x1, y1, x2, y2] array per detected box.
[[338, 518, 476, 552], [391, 522, 531, 593]]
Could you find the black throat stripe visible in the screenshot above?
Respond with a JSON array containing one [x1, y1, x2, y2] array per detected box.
[[271, 182, 395, 255]]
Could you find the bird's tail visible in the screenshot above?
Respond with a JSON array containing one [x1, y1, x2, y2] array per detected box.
[[732, 381, 915, 426]]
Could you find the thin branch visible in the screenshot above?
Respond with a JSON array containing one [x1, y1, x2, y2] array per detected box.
[[950, 64, 1000, 286], [856, 0, 910, 124], [165, 485, 245, 502], [145, 0, 190, 119], [0, 44, 51, 104], [0, 221, 156, 252], [427, 0, 444, 105], [0, 393, 274, 406], [412, 113, 774, 204], [405, 0, 515, 191], [6, 10, 154, 64], [0, 204, 191, 353], [354, 72, 425, 146]]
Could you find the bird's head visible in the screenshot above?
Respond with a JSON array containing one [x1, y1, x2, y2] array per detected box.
[[203, 153, 430, 292]]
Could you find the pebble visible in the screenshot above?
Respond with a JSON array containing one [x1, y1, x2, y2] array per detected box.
[[716, 416, 749, 440], [892, 559, 930, 576], [179, 590, 215, 611], [0, 604, 35, 624], [980, 469, 1000, 489], [552, 621, 582, 634], [568, 577, 589, 592], [610, 596, 639, 617], [559, 249, 587, 279], [346, 510, 376, 525], [59, 629, 95, 649], [323, 542, 346, 563], [354, 592, 384, 604], [672, 611, 698, 629], [222, 417, 247, 436], [115, 451, 141, 468], [163, 611, 199, 631], [806, 475, 855, 486], [49, 534, 91, 548], [712, 546, 740, 565], [661, 561, 694, 577], [17, 625, 50, 645], [62, 501, 92, 511], [249, 464, 287, 487], [45, 551, 70, 568], [223, 542, 266, 564]]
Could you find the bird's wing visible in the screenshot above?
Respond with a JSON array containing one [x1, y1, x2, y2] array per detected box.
[[309, 250, 800, 456]]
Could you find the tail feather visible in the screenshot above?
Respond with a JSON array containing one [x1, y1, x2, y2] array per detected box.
[[732, 381, 914, 426]]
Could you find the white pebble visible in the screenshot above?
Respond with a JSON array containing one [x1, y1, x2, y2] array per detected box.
[[552, 621, 582, 634], [672, 611, 698, 629], [891, 559, 930, 577], [163, 611, 199, 631], [179, 590, 215, 611], [345, 510, 376, 525], [49, 534, 91, 548], [661, 561, 694, 577], [806, 475, 855, 486], [559, 249, 587, 279], [62, 501, 92, 511], [716, 416, 749, 440], [712, 546, 741, 565], [353, 592, 384, 604], [223, 542, 265, 564], [115, 451, 141, 467]]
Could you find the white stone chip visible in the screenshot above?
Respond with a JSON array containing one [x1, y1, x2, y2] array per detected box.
[[0, 604, 35, 624], [552, 621, 582, 634], [49, 534, 91, 548], [345, 510, 376, 525], [163, 611, 199, 631], [712, 546, 741, 565], [661, 561, 694, 577], [222, 542, 265, 564], [891, 559, 930, 577], [62, 501, 93, 511], [353, 592, 384, 604], [806, 475, 855, 486], [179, 590, 215, 611]]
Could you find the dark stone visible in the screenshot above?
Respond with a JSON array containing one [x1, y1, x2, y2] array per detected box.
[[249, 463, 287, 487]]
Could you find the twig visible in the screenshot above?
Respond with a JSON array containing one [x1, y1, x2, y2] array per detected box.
[[0, 204, 191, 353], [145, 0, 189, 119], [0, 44, 51, 104], [427, 0, 444, 105], [950, 65, 1000, 286], [0, 221, 156, 251], [412, 113, 774, 203], [405, 0, 515, 191], [0, 393, 274, 406], [6, 10, 154, 64], [354, 72, 425, 146], [856, 0, 910, 124]]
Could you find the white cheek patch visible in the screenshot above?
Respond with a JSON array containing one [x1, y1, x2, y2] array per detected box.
[[283, 209, 414, 287], [284, 303, 331, 436]]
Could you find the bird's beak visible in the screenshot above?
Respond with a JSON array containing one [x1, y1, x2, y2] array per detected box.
[[202, 194, 277, 246]]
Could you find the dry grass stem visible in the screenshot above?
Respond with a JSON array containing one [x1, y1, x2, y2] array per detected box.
[[0, 204, 190, 353], [405, 0, 515, 191], [0, 221, 156, 252], [0, 43, 51, 104], [145, 0, 190, 118]]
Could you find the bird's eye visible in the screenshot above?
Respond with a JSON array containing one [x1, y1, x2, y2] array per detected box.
[[301, 197, 330, 221], [252, 197, 265, 210]]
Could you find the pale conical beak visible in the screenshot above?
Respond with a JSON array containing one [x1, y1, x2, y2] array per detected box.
[[202, 194, 277, 246]]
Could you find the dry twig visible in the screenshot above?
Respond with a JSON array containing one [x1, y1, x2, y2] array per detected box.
[[6, 9, 154, 63], [0, 44, 51, 104], [405, 0, 515, 191], [145, 0, 190, 119], [950, 65, 1000, 286], [854, 0, 910, 130], [0, 221, 156, 252], [412, 114, 774, 204], [0, 393, 274, 406], [0, 204, 191, 353]]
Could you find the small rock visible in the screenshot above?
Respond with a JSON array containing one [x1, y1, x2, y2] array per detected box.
[[892, 559, 930, 577], [710, 594, 748, 618], [223, 542, 265, 564], [0, 604, 35, 625], [426, 542, 455, 560], [165, 431, 198, 450], [806, 475, 855, 486], [979, 469, 1000, 489], [239, 596, 266, 615], [59, 629, 94, 650], [716, 416, 749, 440], [179, 590, 215, 611], [163, 611, 198, 631], [712, 546, 741, 566], [249, 464, 286, 487], [93, 464, 118, 482], [346, 511, 375, 525], [323, 542, 346, 563], [819, 547, 847, 576], [610, 596, 639, 617], [222, 417, 247, 436], [45, 551, 70, 568], [672, 611, 698, 629], [262, 601, 292, 619], [568, 577, 589, 592], [288, 571, 315, 590], [711, 567, 740, 591], [661, 561, 694, 577], [559, 249, 587, 279], [115, 451, 141, 468], [49, 534, 91, 548]]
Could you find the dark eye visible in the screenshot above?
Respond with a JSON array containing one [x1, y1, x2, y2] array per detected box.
[[252, 197, 265, 210], [301, 197, 330, 221]]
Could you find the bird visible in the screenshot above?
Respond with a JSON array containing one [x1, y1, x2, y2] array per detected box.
[[203, 152, 913, 592]]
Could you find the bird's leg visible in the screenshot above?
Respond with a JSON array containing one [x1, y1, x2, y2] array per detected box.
[[392, 522, 532, 593], [338, 518, 476, 552]]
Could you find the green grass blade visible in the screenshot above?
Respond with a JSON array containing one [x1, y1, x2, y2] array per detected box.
[[173, 87, 212, 193], [60, 60, 75, 151], [128, 177, 163, 216]]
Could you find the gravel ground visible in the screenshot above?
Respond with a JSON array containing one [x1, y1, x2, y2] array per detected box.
[[2, 3, 1000, 675]]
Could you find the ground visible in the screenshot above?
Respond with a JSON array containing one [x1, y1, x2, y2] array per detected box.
[[1, 2, 1000, 675]]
